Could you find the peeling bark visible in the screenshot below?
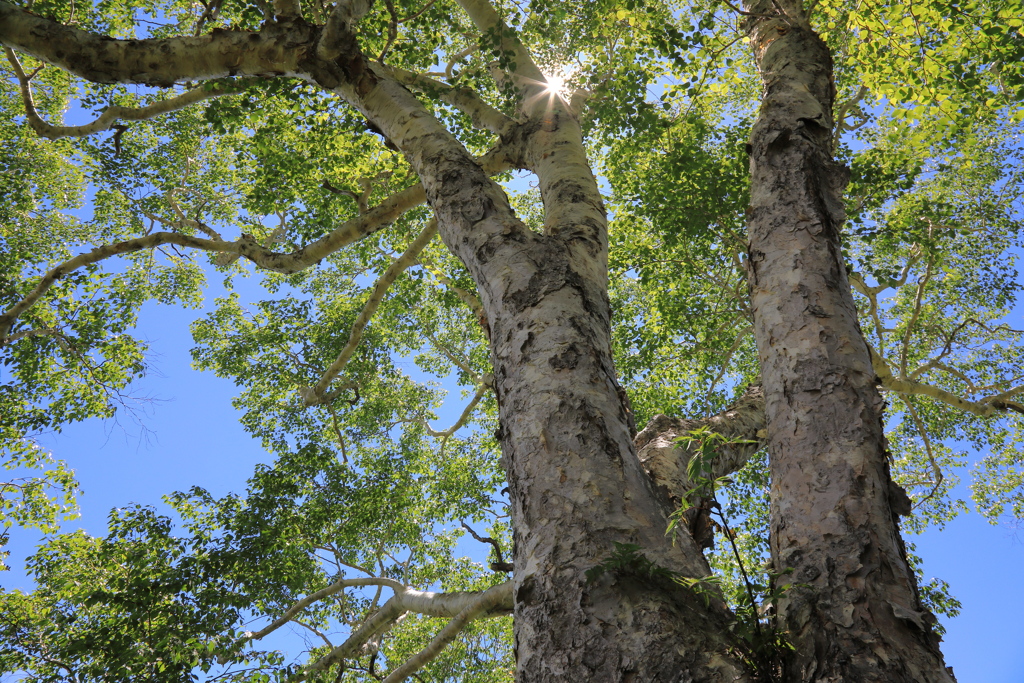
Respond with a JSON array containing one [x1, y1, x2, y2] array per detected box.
[[343, 67, 750, 683], [291, 15, 753, 679], [482, 227, 746, 681], [742, 2, 953, 680]]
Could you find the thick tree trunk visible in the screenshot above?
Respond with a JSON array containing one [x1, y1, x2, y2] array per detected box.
[[422, 113, 752, 682], [483, 226, 745, 682], [742, 2, 953, 681]]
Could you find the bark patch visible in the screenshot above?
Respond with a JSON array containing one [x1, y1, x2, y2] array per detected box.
[[549, 344, 581, 370], [515, 575, 538, 607]]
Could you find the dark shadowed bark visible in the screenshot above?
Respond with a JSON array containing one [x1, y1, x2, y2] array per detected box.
[[741, 1, 953, 681]]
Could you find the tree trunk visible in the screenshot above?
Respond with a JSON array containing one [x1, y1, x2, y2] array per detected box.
[[742, 2, 954, 681], [423, 111, 751, 683], [483, 219, 745, 682]]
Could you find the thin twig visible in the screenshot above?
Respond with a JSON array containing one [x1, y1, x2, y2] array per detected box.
[[899, 258, 933, 378], [460, 521, 513, 572], [379, 0, 399, 62], [902, 398, 943, 508]]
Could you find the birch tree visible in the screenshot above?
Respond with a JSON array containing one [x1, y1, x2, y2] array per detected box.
[[1, 0, 1022, 681]]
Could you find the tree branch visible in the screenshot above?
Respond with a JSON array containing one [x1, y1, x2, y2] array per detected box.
[[909, 318, 1024, 383], [297, 582, 512, 680], [440, 44, 478, 80], [419, 377, 491, 439], [417, 258, 489, 338], [4, 48, 237, 140], [899, 258, 933, 378], [378, 64, 514, 135], [832, 84, 869, 150], [193, 0, 226, 35], [292, 619, 335, 649], [379, 0, 399, 62], [273, 0, 301, 18], [380, 583, 512, 683], [300, 218, 438, 406], [870, 344, 1024, 417], [0, 140, 516, 345], [398, 0, 436, 25], [424, 332, 477, 379], [634, 384, 766, 509], [451, 0, 546, 97], [0, 1, 312, 86], [460, 521, 512, 572], [246, 577, 405, 642], [704, 325, 753, 401], [849, 251, 920, 357], [901, 397, 944, 507], [0, 232, 221, 343], [291, 143, 510, 271], [318, 0, 373, 60]]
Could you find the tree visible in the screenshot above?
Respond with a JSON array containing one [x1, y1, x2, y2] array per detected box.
[[1, 0, 1022, 680]]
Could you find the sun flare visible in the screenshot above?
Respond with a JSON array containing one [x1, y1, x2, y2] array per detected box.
[[540, 67, 574, 100], [543, 73, 567, 96]]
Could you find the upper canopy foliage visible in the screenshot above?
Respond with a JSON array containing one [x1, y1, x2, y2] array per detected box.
[[0, 0, 1022, 679]]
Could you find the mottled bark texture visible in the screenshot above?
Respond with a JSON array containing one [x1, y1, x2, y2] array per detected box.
[[309, 13, 752, 679], [742, 2, 953, 681], [408, 105, 751, 683], [316, 17, 757, 679]]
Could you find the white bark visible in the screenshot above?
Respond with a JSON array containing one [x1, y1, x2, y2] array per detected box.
[[299, 582, 513, 681], [378, 64, 515, 135], [0, 1, 311, 86], [0, 3, 802, 680], [379, 583, 513, 683], [635, 385, 766, 508], [871, 347, 1024, 417]]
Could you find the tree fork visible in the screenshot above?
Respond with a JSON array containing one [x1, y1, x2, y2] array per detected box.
[[742, 1, 953, 680]]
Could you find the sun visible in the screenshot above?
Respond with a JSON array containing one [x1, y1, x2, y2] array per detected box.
[[523, 66, 577, 113], [543, 72, 567, 97], [540, 66, 574, 101]]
